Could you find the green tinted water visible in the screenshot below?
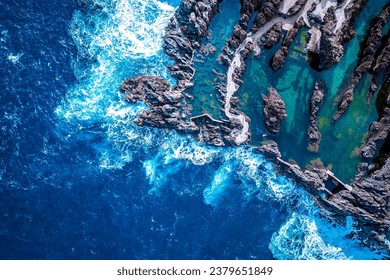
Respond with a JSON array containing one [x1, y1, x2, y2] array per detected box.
[[237, 0, 388, 182], [187, 0, 388, 182], [189, 0, 241, 119]]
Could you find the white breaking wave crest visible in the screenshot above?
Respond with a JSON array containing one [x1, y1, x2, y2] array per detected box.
[[269, 193, 383, 260], [270, 212, 350, 260], [55, 0, 382, 260], [203, 147, 296, 205]]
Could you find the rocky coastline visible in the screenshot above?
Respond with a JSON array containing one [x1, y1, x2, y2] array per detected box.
[[121, 0, 390, 254]]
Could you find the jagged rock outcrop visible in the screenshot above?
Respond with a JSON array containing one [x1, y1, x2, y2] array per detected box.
[[318, 23, 344, 69], [257, 140, 281, 160], [333, 3, 390, 122], [120, 76, 197, 133], [308, 0, 367, 71], [175, 0, 222, 42], [262, 88, 287, 135], [271, 18, 305, 71], [219, 0, 282, 65], [191, 114, 236, 146], [262, 21, 284, 49], [239, 0, 262, 30], [361, 77, 390, 162], [373, 35, 390, 75], [252, 0, 282, 31], [164, 0, 223, 78], [307, 80, 325, 153], [281, 0, 309, 17], [121, 76, 239, 146], [120, 0, 246, 146], [263, 141, 390, 251]]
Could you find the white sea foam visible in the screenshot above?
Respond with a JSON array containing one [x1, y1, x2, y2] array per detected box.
[[7, 53, 23, 64], [270, 213, 350, 260], [203, 162, 233, 205]]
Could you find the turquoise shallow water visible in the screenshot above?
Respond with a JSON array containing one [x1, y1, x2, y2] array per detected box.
[[189, 0, 241, 119], [234, 0, 389, 182]]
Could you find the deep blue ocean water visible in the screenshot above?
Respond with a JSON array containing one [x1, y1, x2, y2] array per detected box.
[[0, 0, 387, 259]]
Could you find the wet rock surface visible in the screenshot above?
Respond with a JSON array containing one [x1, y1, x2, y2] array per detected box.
[[307, 0, 367, 71], [271, 18, 304, 71], [262, 22, 284, 49], [307, 80, 325, 153], [262, 88, 287, 135], [121, 76, 196, 133], [120, 0, 242, 146], [257, 140, 281, 161], [333, 3, 390, 122], [321, 159, 390, 250], [361, 78, 390, 162]]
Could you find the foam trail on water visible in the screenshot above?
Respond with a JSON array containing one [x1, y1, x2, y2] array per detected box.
[[203, 162, 234, 205]]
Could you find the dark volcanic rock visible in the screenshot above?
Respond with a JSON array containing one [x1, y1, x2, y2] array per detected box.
[[262, 88, 287, 135], [361, 118, 390, 160], [119, 0, 390, 253], [262, 22, 283, 49], [282, 0, 308, 17], [373, 35, 390, 74], [321, 159, 390, 249], [271, 47, 288, 71], [307, 80, 325, 153], [318, 24, 344, 70], [163, 0, 223, 86], [227, 25, 248, 49], [270, 18, 304, 71], [239, 0, 262, 30], [333, 3, 390, 122], [308, 0, 367, 71], [262, 0, 282, 21], [361, 77, 390, 160], [257, 140, 281, 160], [176, 0, 222, 41], [120, 76, 195, 132], [191, 114, 236, 146], [220, 0, 282, 64], [252, 0, 282, 31], [256, 141, 329, 196]]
